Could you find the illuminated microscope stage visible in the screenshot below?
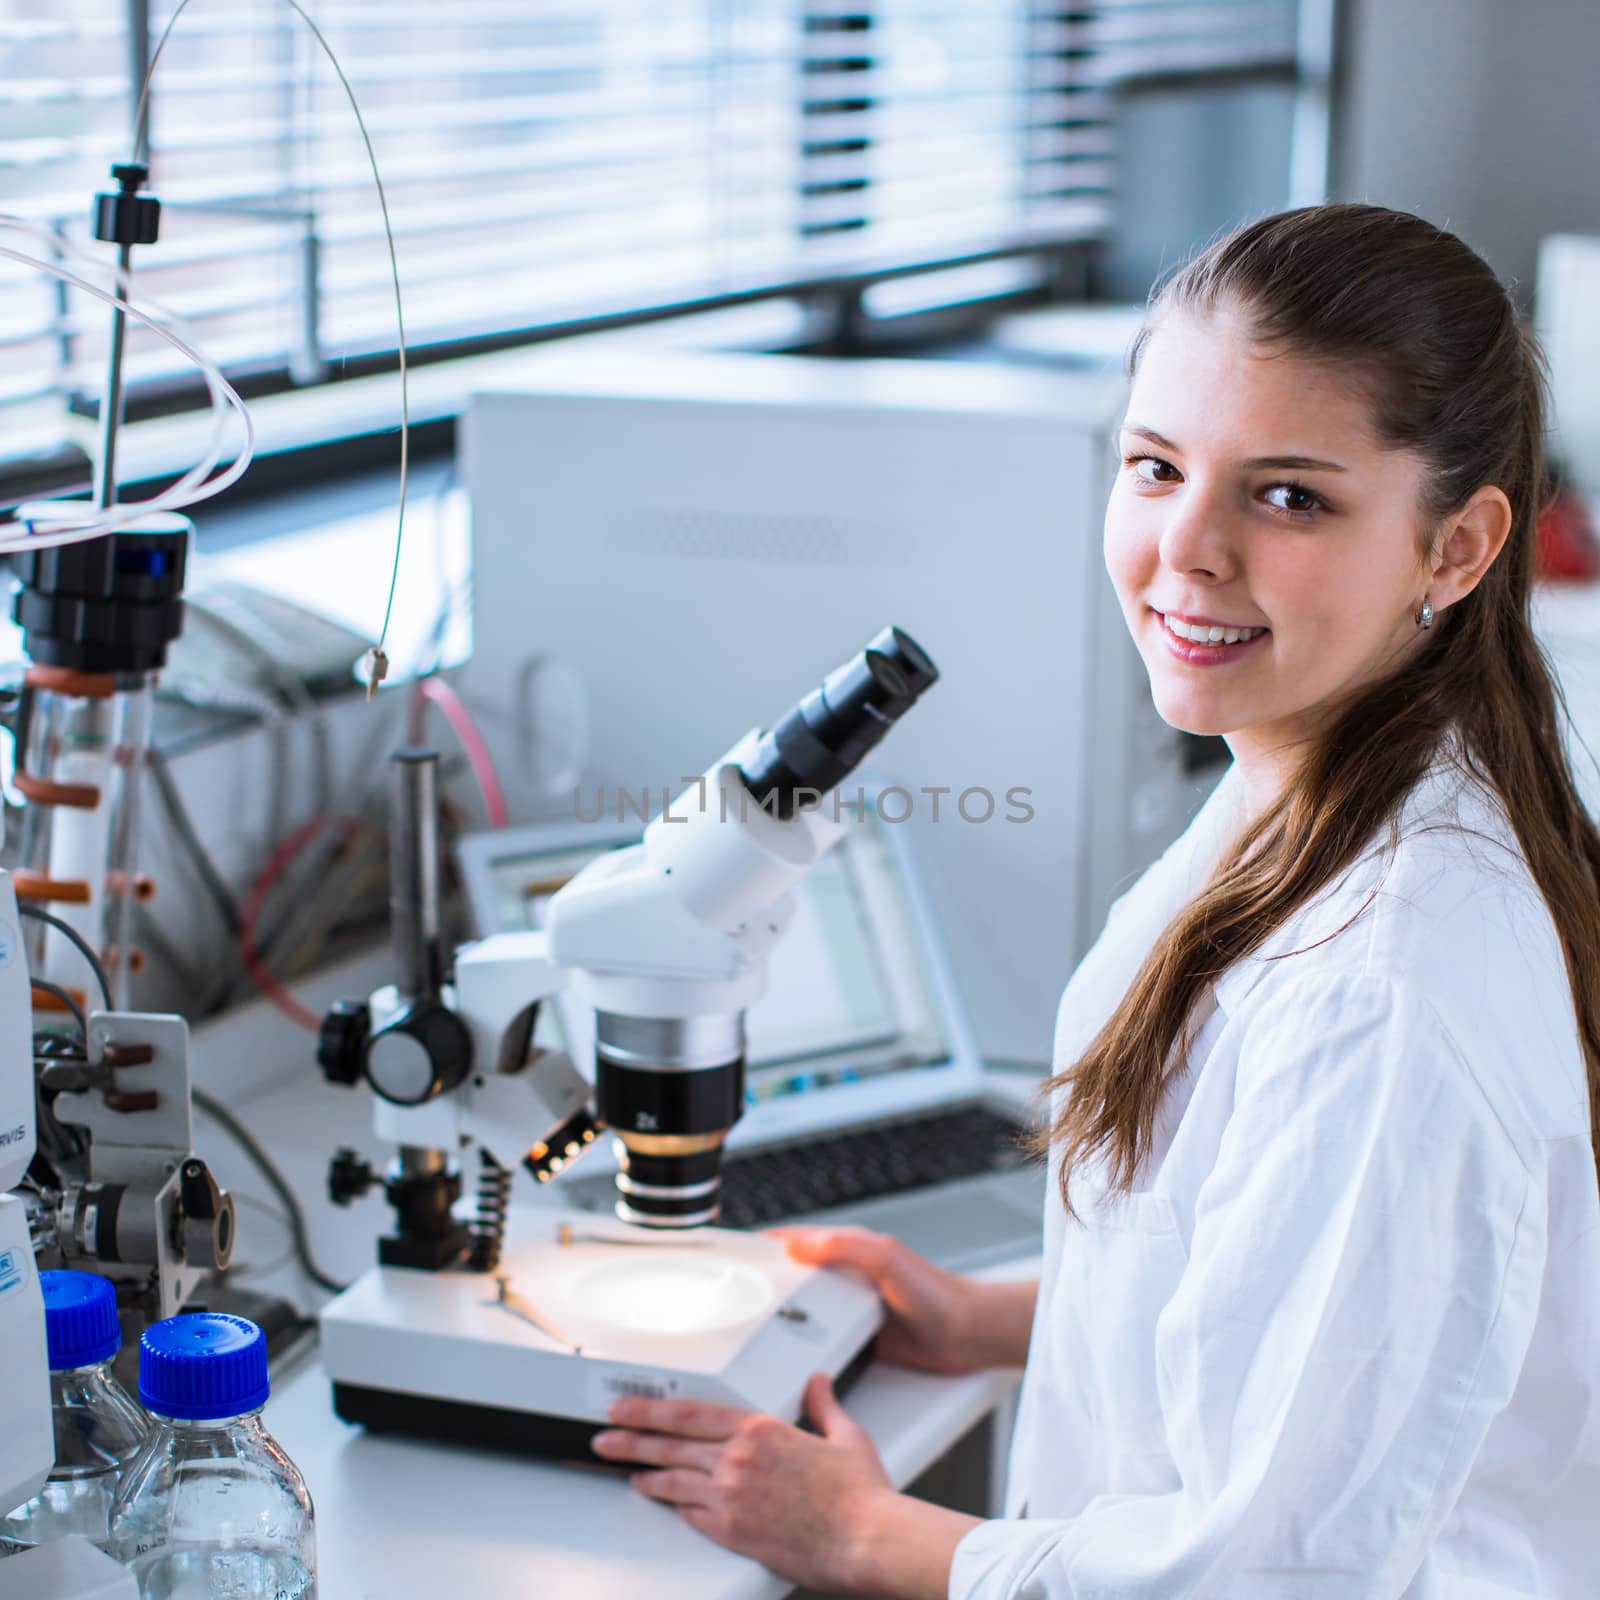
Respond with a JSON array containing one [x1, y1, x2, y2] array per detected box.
[[319, 1213, 883, 1460]]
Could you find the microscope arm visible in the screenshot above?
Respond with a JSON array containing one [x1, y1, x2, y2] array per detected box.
[[371, 930, 595, 1179]]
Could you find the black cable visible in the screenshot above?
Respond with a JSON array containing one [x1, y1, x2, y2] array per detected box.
[[17, 904, 113, 1009], [31, 979, 86, 1037], [191, 1086, 348, 1295], [148, 747, 243, 935]]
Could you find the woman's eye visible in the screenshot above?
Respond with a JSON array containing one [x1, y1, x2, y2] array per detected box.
[[1124, 454, 1180, 484], [1121, 456, 1327, 519], [1263, 481, 1325, 518]]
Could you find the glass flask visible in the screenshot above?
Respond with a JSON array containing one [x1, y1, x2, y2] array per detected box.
[[0, 1269, 150, 1555], [108, 1313, 316, 1599]]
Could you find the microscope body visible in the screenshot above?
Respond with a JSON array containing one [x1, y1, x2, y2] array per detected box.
[[318, 628, 936, 1458], [323, 625, 937, 1258], [319, 739, 835, 1254], [316, 767, 893, 1457]]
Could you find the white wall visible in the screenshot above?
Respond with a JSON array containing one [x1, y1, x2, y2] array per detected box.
[[1334, 0, 1600, 306]]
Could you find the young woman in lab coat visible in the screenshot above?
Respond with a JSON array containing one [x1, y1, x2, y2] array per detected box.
[[589, 203, 1600, 1597]]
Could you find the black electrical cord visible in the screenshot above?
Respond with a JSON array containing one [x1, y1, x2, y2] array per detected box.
[[191, 1086, 348, 1296], [31, 978, 86, 1038], [17, 904, 114, 1009]]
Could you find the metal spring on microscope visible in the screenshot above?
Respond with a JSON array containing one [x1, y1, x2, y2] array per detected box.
[[467, 1149, 513, 1274]]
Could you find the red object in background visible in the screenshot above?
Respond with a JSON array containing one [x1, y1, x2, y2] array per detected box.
[[1536, 482, 1600, 582]]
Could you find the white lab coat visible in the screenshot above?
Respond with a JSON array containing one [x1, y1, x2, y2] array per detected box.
[[950, 747, 1600, 1598]]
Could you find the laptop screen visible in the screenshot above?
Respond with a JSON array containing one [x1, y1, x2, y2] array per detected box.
[[468, 812, 952, 1109]]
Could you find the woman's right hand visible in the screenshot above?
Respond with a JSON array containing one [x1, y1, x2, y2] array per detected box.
[[773, 1226, 1037, 1375]]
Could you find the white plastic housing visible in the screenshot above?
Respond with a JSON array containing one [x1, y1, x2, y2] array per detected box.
[[0, 1195, 51, 1528], [547, 739, 847, 1022], [320, 1212, 882, 1429], [0, 872, 35, 1192], [374, 931, 591, 1168]]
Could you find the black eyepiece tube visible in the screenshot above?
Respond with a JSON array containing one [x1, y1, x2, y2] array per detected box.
[[740, 626, 938, 819]]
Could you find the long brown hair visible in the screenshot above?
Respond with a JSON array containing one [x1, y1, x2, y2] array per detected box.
[[1043, 202, 1600, 1208]]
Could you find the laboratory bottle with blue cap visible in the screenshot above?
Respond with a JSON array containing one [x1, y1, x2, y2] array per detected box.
[[108, 1312, 316, 1598], [0, 1268, 150, 1555]]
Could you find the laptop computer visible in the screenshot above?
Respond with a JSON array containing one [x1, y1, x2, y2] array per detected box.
[[454, 784, 1046, 1271]]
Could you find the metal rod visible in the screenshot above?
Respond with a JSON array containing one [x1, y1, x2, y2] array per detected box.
[[388, 747, 444, 1001], [105, 0, 151, 505], [296, 221, 326, 385], [398, 1146, 447, 1176], [126, 0, 152, 168], [93, 241, 132, 509]]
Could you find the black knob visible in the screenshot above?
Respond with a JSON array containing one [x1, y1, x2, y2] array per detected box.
[[363, 998, 473, 1108], [328, 1147, 377, 1207], [318, 999, 371, 1087], [92, 161, 160, 247]]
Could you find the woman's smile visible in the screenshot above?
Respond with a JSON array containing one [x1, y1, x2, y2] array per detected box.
[[1152, 608, 1271, 666]]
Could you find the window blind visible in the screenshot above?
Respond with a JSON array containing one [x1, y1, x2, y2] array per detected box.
[[0, 0, 1301, 468]]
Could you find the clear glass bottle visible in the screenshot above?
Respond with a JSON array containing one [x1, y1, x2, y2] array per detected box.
[[0, 1269, 150, 1555], [108, 1312, 316, 1599]]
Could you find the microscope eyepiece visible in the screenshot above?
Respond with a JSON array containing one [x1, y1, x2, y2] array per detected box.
[[740, 625, 938, 819], [873, 626, 938, 696]]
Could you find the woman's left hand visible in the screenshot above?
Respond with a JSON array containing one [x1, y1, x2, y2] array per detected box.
[[590, 1371, 895, 1593]]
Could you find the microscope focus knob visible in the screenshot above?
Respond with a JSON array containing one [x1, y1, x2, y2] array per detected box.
[[363, 998, 473, 1107], [318, 999, 371, 1087], [328, 1147, 377, 1207]]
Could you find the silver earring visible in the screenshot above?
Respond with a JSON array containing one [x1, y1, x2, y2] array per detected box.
[[1416, 596, 1434, 630]]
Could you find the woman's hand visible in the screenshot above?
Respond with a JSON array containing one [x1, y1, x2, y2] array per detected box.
[[591, 1374, 978, 1599], [775, 1226, 1038, 1373]]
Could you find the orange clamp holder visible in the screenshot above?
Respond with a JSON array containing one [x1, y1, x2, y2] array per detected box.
[[13, 871, 93, 905], [104, 1089, 159, 1113], [105, 872, 156, 903], [23, 665, 117, 700], [15, 772, 103, 810]]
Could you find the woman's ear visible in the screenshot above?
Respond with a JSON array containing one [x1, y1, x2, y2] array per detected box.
[[1429, 485, 1514, 611]]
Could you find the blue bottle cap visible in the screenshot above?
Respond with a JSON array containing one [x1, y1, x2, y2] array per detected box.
[[139, 1313, 270, 1421], [40, 1270, 121, 1370]]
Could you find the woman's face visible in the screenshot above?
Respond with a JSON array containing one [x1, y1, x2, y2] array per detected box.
[[1104, 307, 1434, 770]]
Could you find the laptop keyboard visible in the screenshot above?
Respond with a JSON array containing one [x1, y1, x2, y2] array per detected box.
[[716, 1103, 1032, 1229]]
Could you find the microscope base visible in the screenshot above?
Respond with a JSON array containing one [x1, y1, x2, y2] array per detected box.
[[330, 1334, 878, 1464], [318, 1212, 883, 1463]]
